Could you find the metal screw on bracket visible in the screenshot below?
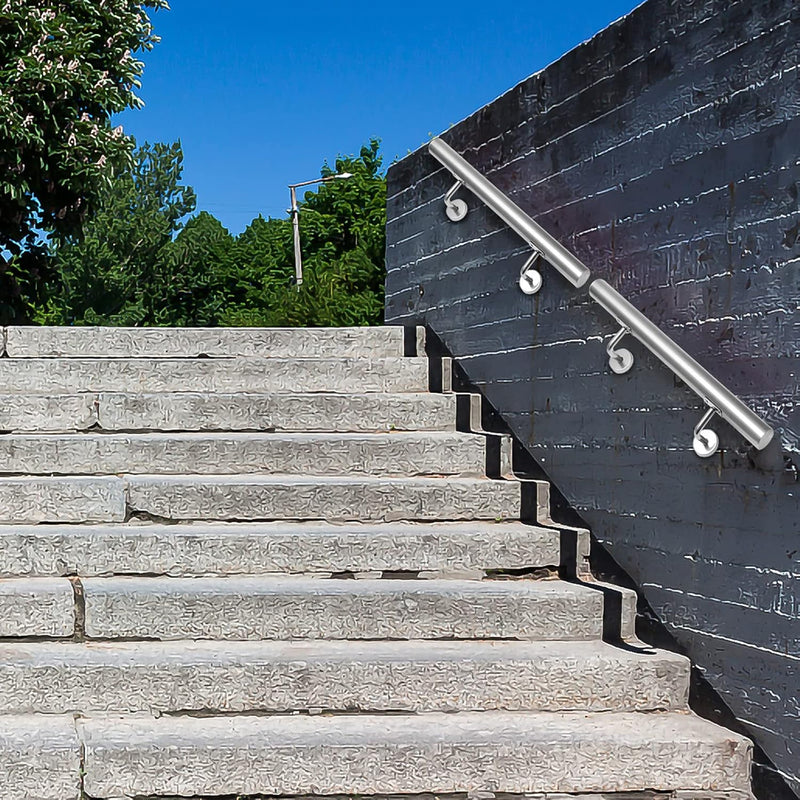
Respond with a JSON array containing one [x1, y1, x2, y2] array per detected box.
[[443, 180, 468, 222], [518, 250, 544, 295], [606, 325, 634, 374], [693, 406, 720, 458]]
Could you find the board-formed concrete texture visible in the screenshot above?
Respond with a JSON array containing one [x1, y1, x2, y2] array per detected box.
[[0, 521, 561, 577], [0, 324, 755, 799], [0, 639, 688, 714], [384, 1, 800, 795], [79, 712, 752, 798]]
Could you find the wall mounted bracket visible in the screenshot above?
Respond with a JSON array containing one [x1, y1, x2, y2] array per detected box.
[[518, 250, 544, 295], [606, 326, 634, 374], [693, 406, 720, 458], [444, 180, 468, 222]]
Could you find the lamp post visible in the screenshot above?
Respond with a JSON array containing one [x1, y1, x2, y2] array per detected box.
[[288, 172, 352, 289]]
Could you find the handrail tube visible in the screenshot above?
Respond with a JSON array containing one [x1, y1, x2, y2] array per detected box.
[[428, 138, 591, 288], [589, 279, 774, 450]]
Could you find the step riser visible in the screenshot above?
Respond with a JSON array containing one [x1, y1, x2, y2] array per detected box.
[[81, 578, 602, 641], [78, 714, 753, 798], [0, 717, 80, 800], [0, 358, 428, 394], [0, 479, 125, 524], [0, 644, 688, 714], [0, 395, 97, 433], [5, 326, 407, 359], [0, 579, 74, 637], [125, 477, 522, 523], [0, 523, 561, 577], [0, 434, 485, 477], [0, 393, 457, 434], [0, 478, 521, 523], [98, 392, 457, 433]]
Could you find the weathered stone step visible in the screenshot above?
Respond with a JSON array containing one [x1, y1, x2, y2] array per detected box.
[[0, 639, 689, 714], [77, 711, 753, 798], [81, 576, 603, 641], [0, 432, 486, 477], [0, 477, 125, 524], [0, 394, 98, 433], [4, 325, 407, 359], [0, 356, 427, 394], [0, 475, 520, 523], [0, 578, 74, 637], [125, 474, 521, 523], [97, 391, 457, 432], [0, 715, 80, 799], [0, 392, 458, 434], [0, 521, 560, 577]]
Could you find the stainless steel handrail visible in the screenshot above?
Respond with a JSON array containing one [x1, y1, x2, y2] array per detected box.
[[427, 137, 774, 457], [428, 137, 591, 289], [590, 279, 773, 454]]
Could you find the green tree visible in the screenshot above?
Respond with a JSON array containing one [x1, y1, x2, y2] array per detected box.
[[0, 0, 167, 322], [165, 211, 236, 325], [220, 214, 294, 321], [39, 138, 388, 328], [222, 138, 387, 327], [36, 141, 197, 325]]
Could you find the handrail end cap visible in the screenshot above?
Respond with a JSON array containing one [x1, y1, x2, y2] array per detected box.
[[573, 269, 591, 289], [753, 427, 775, 450]]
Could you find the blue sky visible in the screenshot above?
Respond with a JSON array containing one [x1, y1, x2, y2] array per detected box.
[[118, 1, 641, 235]]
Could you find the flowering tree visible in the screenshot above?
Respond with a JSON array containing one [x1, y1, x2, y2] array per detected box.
[[0, 0, 167, 321]]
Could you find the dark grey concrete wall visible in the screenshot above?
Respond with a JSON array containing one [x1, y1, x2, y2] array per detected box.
[[385, 0, 800, 795]]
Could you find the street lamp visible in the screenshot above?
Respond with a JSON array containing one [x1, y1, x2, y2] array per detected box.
[[288, 172, 352, 289]]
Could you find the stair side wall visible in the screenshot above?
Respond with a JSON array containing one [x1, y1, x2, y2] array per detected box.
[[384, 0, 800, 796]]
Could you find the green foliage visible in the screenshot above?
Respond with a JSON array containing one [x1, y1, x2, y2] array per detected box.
[[38, 138, 387, 328], [165, 211, 236, 325], [36, 141, 197, 325], [0, 0, 167, 321], [221, 138, 387, 327]]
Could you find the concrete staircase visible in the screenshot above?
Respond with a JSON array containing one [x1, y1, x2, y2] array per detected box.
[[0, 325, 753, 800]]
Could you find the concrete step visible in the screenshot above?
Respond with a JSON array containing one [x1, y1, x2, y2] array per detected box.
[[125, 474, 521, 523], [0, 715, 80, 800], [0, 356, 428, 394], [77, 711, 753, 797], [0, 521, 561, 577], [81, 576, 603, 641], [0, 394, 98, 433], [4, 325, 407, 359], [0, 578, 74, 637], [0, 392, 458, 434], [97, 391, 457, 432], [0, 432, 486, 476], [0, 639, 689, 714], [0, 477, 125, 523], [0, 475, 520, 523]]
